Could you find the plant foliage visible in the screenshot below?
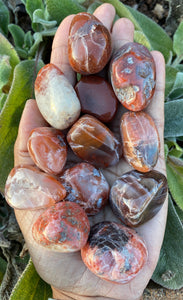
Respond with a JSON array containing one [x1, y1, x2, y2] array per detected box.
[[0, 0, 183, 297]]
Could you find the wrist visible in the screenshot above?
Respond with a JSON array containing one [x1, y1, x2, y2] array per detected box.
[[51, 286, 143, 300]]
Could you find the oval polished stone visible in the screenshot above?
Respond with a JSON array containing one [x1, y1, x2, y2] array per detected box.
[[81, 221, 147, 283], [28, 127, 67, 175], [67, 115, 122, 168], [110, 42, 156, 111], [75, 76, 118, 123], [32, 202, 90, 252], [68, 12, 111, 74], [35, 63, 81, 130], [110, 170, 168, 227], [120, 111, 160, 172], [60, 162, 109, 216], [5, 165, 66, 209]]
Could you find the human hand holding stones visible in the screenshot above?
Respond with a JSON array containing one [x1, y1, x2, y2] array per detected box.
[[5, 3, 168, 300]]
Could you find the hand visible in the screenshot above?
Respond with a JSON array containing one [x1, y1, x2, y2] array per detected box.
[[14, 4, 167, 300]]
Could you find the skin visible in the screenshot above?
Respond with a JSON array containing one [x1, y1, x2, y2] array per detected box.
[[14, 4, 167, 300]]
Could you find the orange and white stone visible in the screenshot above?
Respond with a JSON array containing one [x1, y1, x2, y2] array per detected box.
[[35, 64, 81, 130]]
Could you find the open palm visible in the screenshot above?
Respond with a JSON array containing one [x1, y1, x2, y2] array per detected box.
[[14, 4, 167, 300]]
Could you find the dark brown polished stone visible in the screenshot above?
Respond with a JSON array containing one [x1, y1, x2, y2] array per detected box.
[[67, 114, 122, 168], [109, 170, 168, 227], [75, 75, 118, 123]]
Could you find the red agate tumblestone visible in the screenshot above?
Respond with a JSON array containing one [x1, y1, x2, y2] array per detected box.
[[120, 111, 160, 172], [81, 221, 147, 283], [35, 63, 81, 130], [110, 170, 168, 227], [60, 162, 109, 216], [67, 115, 122, 168], [28, 127, 67, 175], [5, 165, 66, 209], [32, 201, 90, 252], [68, 12, 111, 74], [110, 42, 156, 111], [75, 76, 118, 123]]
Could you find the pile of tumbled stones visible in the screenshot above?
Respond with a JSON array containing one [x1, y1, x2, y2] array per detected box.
[[5, 12, 168, 284]]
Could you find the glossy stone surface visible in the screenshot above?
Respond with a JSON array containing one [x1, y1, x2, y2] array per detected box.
[[110, 170, 168, 227], [120, 111, 160, 172], [5, 165, 66, 209], [81, 221, 147, 283], [60, 163, 109, 216], [75, 76, 118, 122], [67, 115, 122, 168], [35, 63, 81, 130], [110, 42, 156, 111], [68, 12, 111, 74], [28, 127, 67, 175], [32, 202, 90, 252]]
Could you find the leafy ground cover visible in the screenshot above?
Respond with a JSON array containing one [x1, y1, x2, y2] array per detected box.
[[0, 0, 183, 299]]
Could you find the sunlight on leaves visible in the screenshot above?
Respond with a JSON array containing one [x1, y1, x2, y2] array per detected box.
[[152, 195, 183, 289], [10, 259, 52, 300], [0, 59, 44, 193]]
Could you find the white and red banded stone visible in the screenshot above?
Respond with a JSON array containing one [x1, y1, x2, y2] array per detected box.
[[120, 111, 160, 172], [68, 12, 111, 74], [5, 165, 66, 209], [28, 127, 67, 175], [35, 63, 81, 130], [60, 162, 109, 215]]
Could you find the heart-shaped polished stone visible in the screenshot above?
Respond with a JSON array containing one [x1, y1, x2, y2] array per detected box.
[[35, 63, 81, 130], [81, 221, 147, 283], [109, 170, 168, 227], [32, 202, 90, 252]]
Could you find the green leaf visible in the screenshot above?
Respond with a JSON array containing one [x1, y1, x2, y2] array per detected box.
[[0, 0, 10, 36], [165, 65, 178, 98], [33, 8, 57, 28], [0, 33, 20, 83], [166, 155, 183, 210], [175, 205, 183, 222], [46, 0, 86, 25], [164, 99, 183, 138], [101, 0, 173, 62], [173, 21, 183, 61], [0, 93, 7, 110], [134, 31, 151, 50], [0, 59, 44, 193], [26, 0, 44, 20], [152, 195, 183, 289], [87, 2, 102, 14], [168, 72, 183, 100], [165, 140, 183, 158], [8, 24, 25, 48], [24, 31, 34, 49], [28, 32, 43, 57], [0, 55, 12, 91], [10, 259, 52, 300]]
